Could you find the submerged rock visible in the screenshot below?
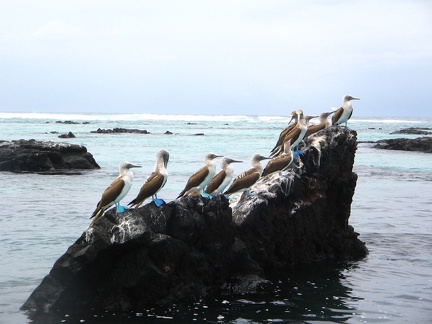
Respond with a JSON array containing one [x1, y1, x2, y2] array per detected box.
[[91, 128, 150, 134], [55, 120, 80, 124], [0, 139, 100, 172], [21, 127, 367, 317], [374, 137, 432, 153]]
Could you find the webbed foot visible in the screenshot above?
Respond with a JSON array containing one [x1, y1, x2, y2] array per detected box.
[[153, 198, 164, 207], [116, 205, 128, 213], [293, 150, 304, 158], [201, 193, 213, 199]]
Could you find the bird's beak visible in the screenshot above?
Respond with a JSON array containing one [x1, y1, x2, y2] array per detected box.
[[231, 159, 243, 163], [260, 156, 271, 161], [327, 111, 335, 115], [288, 115, 294, 124], [131, 164, 142, 168], [352, 97, 360, 100]]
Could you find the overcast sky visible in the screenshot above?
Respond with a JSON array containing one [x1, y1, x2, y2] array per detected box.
[[1, 0, 431, 117]]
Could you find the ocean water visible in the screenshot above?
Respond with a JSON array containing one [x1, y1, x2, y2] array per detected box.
[[0, 113, 431, 323]]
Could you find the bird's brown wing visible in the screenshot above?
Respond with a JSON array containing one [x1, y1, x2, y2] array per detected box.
[[305, 124, 324, 137], [205, 170, 226, 194], [128, 172, 165, 207], [281, 128, 300, 148], [331, 107, 343, 125], [262, 155, 292, 177], [270, 124, 296, 155], [224, 168, 259, 195], [91, 177, 125, 218], [177, 166, 209, 198]]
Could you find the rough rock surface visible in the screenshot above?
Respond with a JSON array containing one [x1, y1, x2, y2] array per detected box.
[[91, 128, 150, 134], [21, 127, 367, 317], [374, 137, 432, 153], [0, 139, 100, 172]]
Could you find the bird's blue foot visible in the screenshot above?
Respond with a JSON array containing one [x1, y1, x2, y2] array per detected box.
[[201, 193, 213, 199], [293, 150, 304, 158], [345, 125, 352, 130], [245, 190, 252, 197], [153, 198, 164, 207], [116, 205, 128, 213]]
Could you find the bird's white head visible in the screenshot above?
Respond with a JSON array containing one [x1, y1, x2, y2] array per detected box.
[[252, 154, 270, 164], [343, 94, 360, 102], [156, 150, 170, 168], [205, 153, 222, 162], [120, 161, 141, 170], [220, 157, 242, 169]]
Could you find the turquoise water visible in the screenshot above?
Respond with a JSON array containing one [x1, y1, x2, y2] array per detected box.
[[1, 113, 431, 323]]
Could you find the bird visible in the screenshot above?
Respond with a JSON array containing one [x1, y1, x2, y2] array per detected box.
[[262, 140, 294, 177], [204, 157, 243, 195], [177, 152, 222, 198], [305, 111, 334, 137], [270, 110, 298, 156], [89, 161, 141, 227], [128, 150, 169, 208], [272, 110, 308, 158], [332, 94, 360, 129], [224, 154, 270, 197]]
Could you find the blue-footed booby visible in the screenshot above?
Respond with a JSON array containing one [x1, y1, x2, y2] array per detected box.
[[128, 150, 169, 208], [262, 140, 294, 177], [332, 94, 360, 129], [272, 110, 308, 158], [224, 154, 270, 197], [305, 111, 334, 137], [89, 161, 141, 227], [177, 152, 222, 198], [270, 110, 298, 156], [204, 157, 242, 195]]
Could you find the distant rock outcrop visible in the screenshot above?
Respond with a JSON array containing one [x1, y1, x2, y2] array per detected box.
[[0, 139, 100, 172], [374, 137, 432, 153], [55, 120, 80, 124], [58, 132, 76, 139], [91, 128, 150, 134], [390, 127, 432, 135], [21, 127, 367, 318]]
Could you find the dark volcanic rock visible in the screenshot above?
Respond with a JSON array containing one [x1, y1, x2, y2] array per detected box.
[[390, 127, 432, 135], [58, 132, 76, 138], [374, 137, 432, 153], [0, 139, 100, 172], [233, 127, 366, 271], [21, 127, 367, 318], [55, 120, 80, 124], [91, 128, 150, 134]]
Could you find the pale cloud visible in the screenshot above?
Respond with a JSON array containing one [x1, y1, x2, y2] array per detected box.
[[0, 0, 431, 116]]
